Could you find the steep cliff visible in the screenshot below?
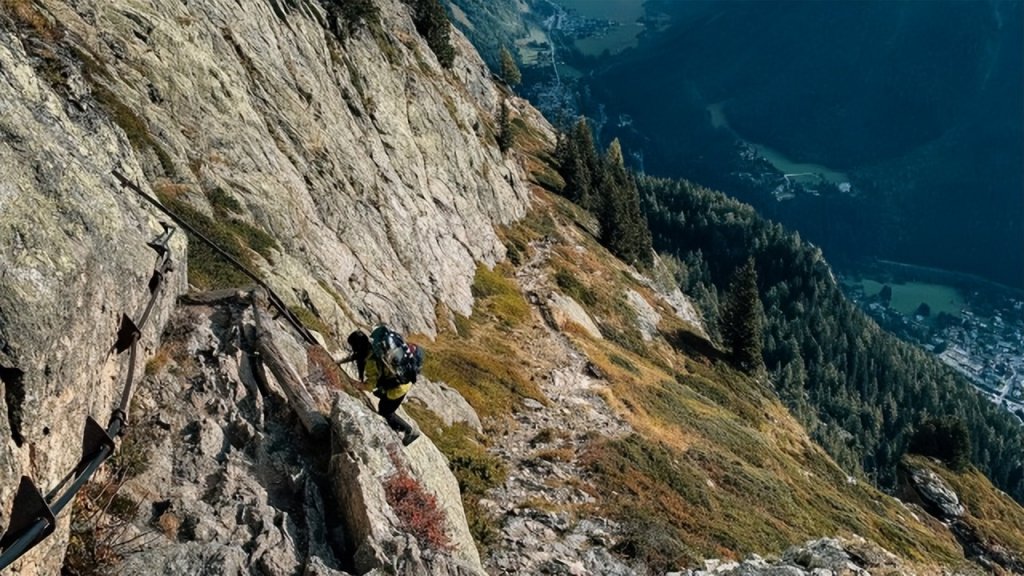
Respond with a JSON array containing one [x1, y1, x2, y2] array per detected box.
[[0, 14, 188, 573], [0, 0, 535, 572]]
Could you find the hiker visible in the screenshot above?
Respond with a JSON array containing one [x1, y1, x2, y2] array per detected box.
[[339, 324, 424, 446]]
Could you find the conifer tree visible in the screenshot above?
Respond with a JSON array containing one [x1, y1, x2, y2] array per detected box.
[[406, 0, 455, 68], [909, 416, 971, 470], [721, 257, 764, 374], [597, 140, 629, 261], [497, 99, 513, 153], [499, 46, 521, 87], [570, 118, 600, 210], [597, 140, 653, 267], [554, 118, 593, 209]]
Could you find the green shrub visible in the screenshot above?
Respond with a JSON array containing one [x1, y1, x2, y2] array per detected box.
[[609, 353, 638, 374], [421, 344, 543, 420], [471, 265, 512, 298], [206, 187, 242, 215], [471, 265, 530, 327], [530, 166, 564, 194], [452, 311, 473, 338], [614, 509, 692, 574], [331, 0, 378, 33], [289, 306, 334, 341], [554, 268, 597, 307], [159, 196, 278, 290], [230, 218, 278, 262], [91, 84, 176, 177], [600, 323, 646, 357]]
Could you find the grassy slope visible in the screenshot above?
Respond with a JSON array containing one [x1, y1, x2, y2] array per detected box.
[[409, 182, 985, 570]]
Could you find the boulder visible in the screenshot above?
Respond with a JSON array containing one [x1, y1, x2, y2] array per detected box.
[[542, 293, 602, 340], [329, 392, 485, 575], [907, 466, 965, 520], [407, 377, 482, 433]]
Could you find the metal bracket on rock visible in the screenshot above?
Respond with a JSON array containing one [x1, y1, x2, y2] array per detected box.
[[114, 314, 141, 354], [0, 478, 55, 568], [147, 222, 176, 294], [79, 416, 116, 475], [147, 221, 175, 258]]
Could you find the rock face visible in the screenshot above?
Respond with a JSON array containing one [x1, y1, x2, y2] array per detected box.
[[0, 0, 537, 571], [0, 21, 187, 574], [30, 0, 533, 336]]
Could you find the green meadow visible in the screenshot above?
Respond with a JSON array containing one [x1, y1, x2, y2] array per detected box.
[[857, 279, 964, 317]]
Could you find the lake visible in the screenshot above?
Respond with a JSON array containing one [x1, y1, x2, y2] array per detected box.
[[708, 102, 849, 185]]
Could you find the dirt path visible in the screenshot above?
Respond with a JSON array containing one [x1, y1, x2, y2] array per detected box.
[[483, 237, 634, 576]]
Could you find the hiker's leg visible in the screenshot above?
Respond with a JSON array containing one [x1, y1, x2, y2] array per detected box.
[[377, 395, 413, 435]]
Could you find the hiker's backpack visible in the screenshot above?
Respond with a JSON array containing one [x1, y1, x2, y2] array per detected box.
[[370, 325, 424, 385]]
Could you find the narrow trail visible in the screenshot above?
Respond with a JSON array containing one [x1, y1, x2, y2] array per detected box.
[[483, 237, 633, 576]]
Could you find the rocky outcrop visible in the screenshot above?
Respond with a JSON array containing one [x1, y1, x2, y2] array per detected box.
[[671, 537, 905, 576], [77, 294, 484, 576], [624, 289, 660, 341], [407, 377, 482, 433], [629, 257, 707, 338], [330, 391, 483, 575], [900, 459, 1024, 574], [541, 292, 603, 340], [106, 301, 339, 576]]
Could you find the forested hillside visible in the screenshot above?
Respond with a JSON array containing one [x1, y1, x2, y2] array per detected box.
[[639, 176, 1024, 501]]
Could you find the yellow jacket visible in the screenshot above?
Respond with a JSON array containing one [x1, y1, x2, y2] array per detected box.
[[381, 382, 411, 400], [365, 356, 411, 400]]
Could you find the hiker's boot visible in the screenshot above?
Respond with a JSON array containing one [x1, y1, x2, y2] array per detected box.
[[402, 429, 420, 446]]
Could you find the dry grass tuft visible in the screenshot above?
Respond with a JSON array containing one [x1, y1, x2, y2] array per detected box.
[[156, 512, 180, 539], [1, 0, 62, 41]]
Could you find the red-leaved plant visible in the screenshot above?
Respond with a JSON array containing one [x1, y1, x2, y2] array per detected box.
[[384, 471, 452, 551]]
